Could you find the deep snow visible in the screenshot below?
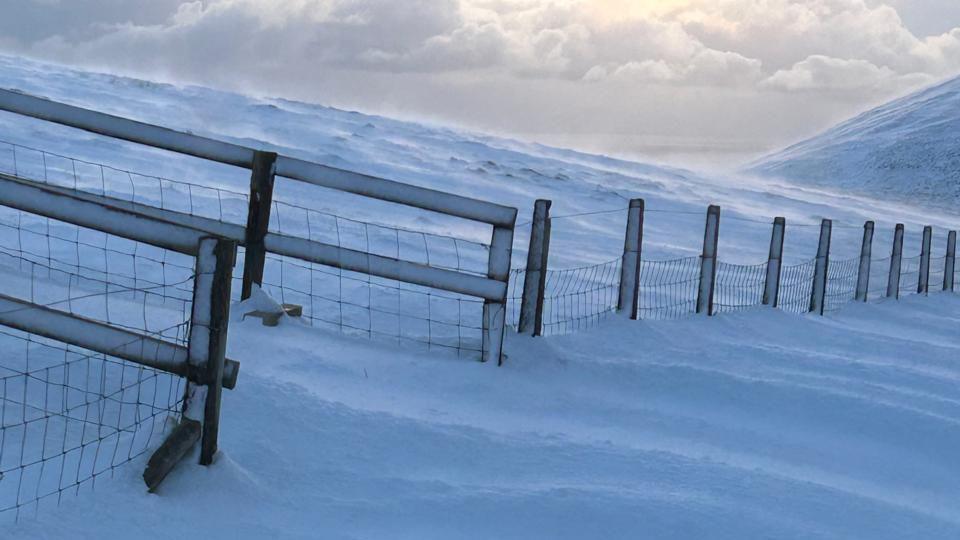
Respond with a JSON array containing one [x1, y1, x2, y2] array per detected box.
[[0, 55, 959, 539]]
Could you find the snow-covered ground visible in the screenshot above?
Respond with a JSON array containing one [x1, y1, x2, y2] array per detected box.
[[0, 55, 959, 538]]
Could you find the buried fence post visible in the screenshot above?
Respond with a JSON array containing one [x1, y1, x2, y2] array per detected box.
[[763, 217, 786, 307], [185, 237, 237, 466], [697, 205, 721, 316], [855, 221, 875, 302], [618, 199, 644, 319], [484, 225, 515, 365], [887, 224, 905, 299], [918, 225, 933, 294], [945, 231, 957, 292], [241, 150, 278, 300], [809, 219, 832, 315], [518, 200, 552, 336]]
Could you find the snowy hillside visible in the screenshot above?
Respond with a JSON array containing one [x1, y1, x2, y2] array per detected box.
[[747, 75, 960, 208], [0, 55, 959, 539]]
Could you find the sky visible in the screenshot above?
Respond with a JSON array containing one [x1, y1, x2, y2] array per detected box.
[[1, 0, 959, 168]]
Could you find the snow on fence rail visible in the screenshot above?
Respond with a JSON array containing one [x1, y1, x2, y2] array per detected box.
[[0, 183, 240, 520], [0, 88, 518, 364], [509, 200, 959, 336]]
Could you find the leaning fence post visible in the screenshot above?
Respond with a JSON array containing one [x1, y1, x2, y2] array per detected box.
[[697, 205, 721, 316], [918, 225, 933, 294], [763, 217, 785, 307], [618, 199, 644, 319], [809, 219, 832, 315], [887, 224, 905, 299], [241, 150, 278, 300], [185, 237, 237, 466], [518, 200, 551, 336], [484, 225, 514, 365], [945, 231, 957, 292], [855, 221, 875, 302]]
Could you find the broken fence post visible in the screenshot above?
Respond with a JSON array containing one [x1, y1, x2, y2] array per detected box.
[[518, 200, 552, 336], [185, 237, 237, 466], [945, 231, 957, 292], [241, 150, 278, 300], [763, 217, 785, 307], [855, 221, 875, 302], [887, 224, 905, 299], [618, 199, 644, 319], [697, 205, 721, 316], [918, 225, 933, 294], [809, 219, 832, 315]]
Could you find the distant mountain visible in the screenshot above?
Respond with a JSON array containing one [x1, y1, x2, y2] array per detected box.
[[746, 76, 960, 208]]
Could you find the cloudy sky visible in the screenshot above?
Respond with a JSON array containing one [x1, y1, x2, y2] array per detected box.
[[2, 0, 959, 167]]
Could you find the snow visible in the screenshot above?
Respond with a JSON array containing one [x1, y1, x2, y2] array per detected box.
[[0, 55, 958, 538], [746, 74, 960, 210]]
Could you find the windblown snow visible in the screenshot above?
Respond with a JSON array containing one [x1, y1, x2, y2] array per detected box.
[[1, 55, 959, 539], [747, 75, 960, 209]]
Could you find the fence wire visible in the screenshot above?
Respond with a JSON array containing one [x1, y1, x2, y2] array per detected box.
[[867, 256, 893, 301], [777, 260, 816, 314], [899, 255, 922, 297], [929, 256, 946, 292], [638, 256, 701, 320], [539, 259, 621, 335], [824, 257, 860, 312], [0, 205, 195, 522], [714, 261, 767, 314]]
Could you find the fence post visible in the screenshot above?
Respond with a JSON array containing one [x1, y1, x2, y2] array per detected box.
[[618, 199, 644, 319], [185, 237, 237, 466], [918, 225, 933, 294], [887, 224, 905, 299], [855, 221, 875, 302], [518, 200, 551, 336], [241, 150, 278, 300], [809, 219, 832, 315], [945, 231, 957, 292], [697, 205, 721, 316], [763, 217, 785, 307], [484, 225, 514, 365]]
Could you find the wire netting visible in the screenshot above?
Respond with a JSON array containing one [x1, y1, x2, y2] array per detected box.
[[714, 261, 767, 314], [777, 259, 815, 314], [866, 256, 893, 301], [638, 256, 701, 320], [929, 256, 946, 292], [824, 257, 859, 312], [898, 255, 922, 297], [539, 259, 621, 335], [0, 205, 195, 522]]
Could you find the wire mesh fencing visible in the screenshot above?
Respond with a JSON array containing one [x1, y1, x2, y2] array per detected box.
[[823, 257, 860, 312], [777, 260, 816, 314], [867, 256, 893, 301], [0, 205, 196, 522], [538, 259, 621, 335], [929, 256, 946, 292], [899, 255, 922, 297], [714, 261, 766, 314], [638, 256, 701, 320]]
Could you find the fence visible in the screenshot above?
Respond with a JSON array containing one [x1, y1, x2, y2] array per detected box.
[[510, 199, 959, 336], [0, 176, 240, 520], [0, 88, 518, 364]]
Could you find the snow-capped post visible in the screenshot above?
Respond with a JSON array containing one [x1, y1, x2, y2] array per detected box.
[[944, 231, 957, 292], [519, 200, 552, 336], [185, 237, 237, 466], [855, 221, 875, 302], [617, 199, 644, 319], [809, 219, 832, 315], [763, 217, 786, 307], [918, 225, 933, 294], [484, 225, 514, 364], [697, 205, 721, 316], [887, 224, 905, 299], [241, 150, 278, 300]]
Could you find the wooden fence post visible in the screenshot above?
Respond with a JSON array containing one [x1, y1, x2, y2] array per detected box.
[[945, 231, 957, 292], [697, 205, 721, 316], [484, 225, 514, 365], [618, 199, 644, 319], [855, 221, 874, 302], [918, 225, 933, 294], [518, 200, 552, 336], [809, 219, 832, 315], [763, 217, 785, 307], [887, 224, 905, 299], [241, 150, 278, 300], [185, 237, 237, 466]]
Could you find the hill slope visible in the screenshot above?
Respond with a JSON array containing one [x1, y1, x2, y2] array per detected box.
[[747, 75, 960, 208]]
